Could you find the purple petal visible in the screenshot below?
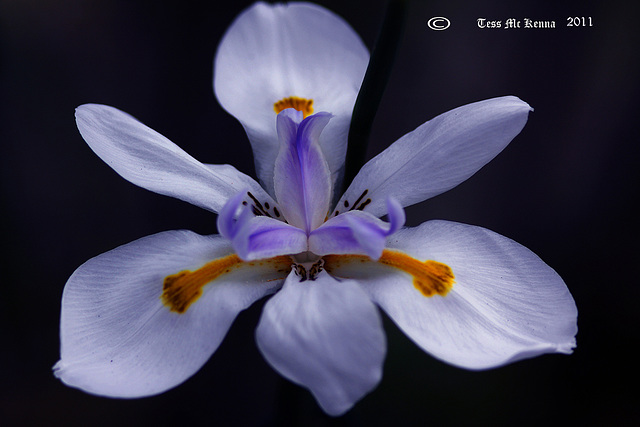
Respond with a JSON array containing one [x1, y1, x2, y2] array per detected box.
[[233, 216, 308, 261], [309, 198, 405, 259], [275, 108, 303, 144], [274, 111, 333, 233]]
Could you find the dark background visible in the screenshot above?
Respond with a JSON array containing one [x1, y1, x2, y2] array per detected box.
[[1, 0, 637, 425]]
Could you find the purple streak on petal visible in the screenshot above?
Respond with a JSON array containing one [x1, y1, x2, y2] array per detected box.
[[274, 110, 333, 234]]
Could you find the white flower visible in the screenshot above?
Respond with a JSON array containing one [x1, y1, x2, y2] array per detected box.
[[54, 2, 577, 417]]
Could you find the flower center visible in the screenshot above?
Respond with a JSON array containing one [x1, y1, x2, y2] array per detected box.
[[274, 96, 314, 118]]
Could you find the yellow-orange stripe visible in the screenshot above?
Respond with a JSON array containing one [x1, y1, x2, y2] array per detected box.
[[324, 250, 454, 297], [161, 254, 291, 313]]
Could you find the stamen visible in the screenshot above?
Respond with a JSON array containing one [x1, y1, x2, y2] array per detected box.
[[293, 259, 325, 282], [274, 96, 314, 118], [294, 264, 308, 282], [162, 255, 291, 313], [323, 250, 454, 297], [308, 258, 325, 280]]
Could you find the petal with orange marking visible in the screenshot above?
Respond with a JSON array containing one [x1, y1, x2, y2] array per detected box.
[[327, 220, 577, 370], [214, 2, 369, 196], [54, 230, 290, 397]]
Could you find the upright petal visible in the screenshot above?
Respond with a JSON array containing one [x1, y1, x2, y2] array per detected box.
[[214, 2, 369, 195], [54, 230, 290, 397], [336, 96, 533, 218], [256, 270, 386, 416], [326, 220, 577, 370], [273, 110, 333, 233], [76, 104, 273, 213]]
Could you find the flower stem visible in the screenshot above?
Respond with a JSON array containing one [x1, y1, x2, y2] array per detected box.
[[342, 0, 408, 195]]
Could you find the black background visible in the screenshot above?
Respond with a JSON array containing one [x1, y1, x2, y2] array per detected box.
[[1, 0, 638, 425]]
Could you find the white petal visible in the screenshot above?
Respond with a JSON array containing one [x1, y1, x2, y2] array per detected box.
[[255, 270, 386, 416], [337, 96, 533, 217], [54, 230, 288, 397], [76, 104, 272, 213], [214, 2, 369, 196], [329, 220, 577, 370]]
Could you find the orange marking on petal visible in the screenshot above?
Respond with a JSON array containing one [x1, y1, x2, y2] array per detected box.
[[162, 255, 291, 314], [324, 250, 454, 297], [274, 96, 314, 118], [379, 251, 454, 297]]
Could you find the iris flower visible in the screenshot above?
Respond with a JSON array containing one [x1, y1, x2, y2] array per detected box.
[[54, 2, 577, 417]]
